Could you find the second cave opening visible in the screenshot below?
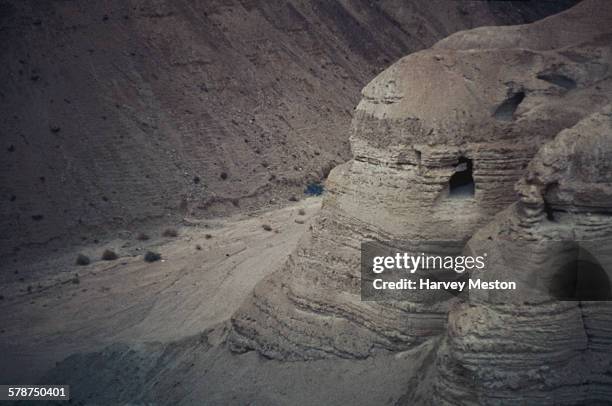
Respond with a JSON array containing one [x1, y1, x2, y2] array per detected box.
[[449, 157, 475, 198]]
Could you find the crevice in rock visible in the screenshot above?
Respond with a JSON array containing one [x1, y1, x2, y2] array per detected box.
[[493, 91, 525, 121], [537, 72, 577, 90], [544, 182, 559, 221], [415, 149, 422, 174]]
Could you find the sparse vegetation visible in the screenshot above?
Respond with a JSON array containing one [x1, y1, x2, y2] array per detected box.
[[262, 224, 273, 231], [101, 249, 118, 261], [71, 274, 80, 284], [75, 254, 90, 266], [144, 251, 162, 262], [298, 208, 306, 215], [136, 232, 150, 241], [162, 228, 178, 237]]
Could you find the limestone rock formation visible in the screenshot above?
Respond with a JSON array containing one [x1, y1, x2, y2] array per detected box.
[[436, 105, 612, 405], [0, 0, 573, 259], [229, 0, 612, 363]]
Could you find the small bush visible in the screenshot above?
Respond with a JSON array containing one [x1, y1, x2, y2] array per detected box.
[[262, 224, 272, 231], [220, 172, 228, 180], [162, 228, 178, 237], [136, 232, 150, 241], [71, 274, 80, 284], [298, 208, 306, 215], [101, 249, 118, 261], [144, 251, 161, 262], [75, 254, 90, 266], [205, 234, 212, 239], [288, 195, 299, 202], [195, 244, 202, 250]]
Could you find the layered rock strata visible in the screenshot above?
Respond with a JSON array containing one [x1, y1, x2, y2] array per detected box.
[[436, 105, 612, 405], [230, 0, 612, 361]]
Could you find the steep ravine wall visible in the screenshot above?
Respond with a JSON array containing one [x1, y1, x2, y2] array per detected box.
[[0, 0, 575, 258]]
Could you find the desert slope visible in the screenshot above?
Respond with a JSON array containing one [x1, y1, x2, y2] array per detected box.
[[0, 0, 575, 258], [0, 197, 321, 384]]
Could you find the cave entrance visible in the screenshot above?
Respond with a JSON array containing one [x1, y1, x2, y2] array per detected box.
[[549, 244, 612, 301], [449, 157, 475, 197]]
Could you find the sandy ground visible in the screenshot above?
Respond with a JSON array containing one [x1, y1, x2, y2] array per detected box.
[[1, 198, 319, 383], [0, 197, 434, 404], [39, 333, 438, 406]]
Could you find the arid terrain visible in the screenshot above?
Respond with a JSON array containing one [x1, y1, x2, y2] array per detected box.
[[0, 198, 437, 405], [1, 0, 575, 261], [1, 198, 319, 382], [5, 1, 610, 405]]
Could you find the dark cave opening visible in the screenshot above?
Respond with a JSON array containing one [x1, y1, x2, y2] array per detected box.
[[537, 72, 577, 90], [549, 245, 612, 301], [494, 91, 525, 121], [544, 182, 559, 221], [449, 157, 475, 198]]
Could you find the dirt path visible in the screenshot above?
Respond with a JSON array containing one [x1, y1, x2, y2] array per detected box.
[[0, 197, 321, 384]]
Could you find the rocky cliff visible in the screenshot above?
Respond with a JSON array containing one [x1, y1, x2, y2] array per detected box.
[[0, 0, 575, 258], [436, 105, 612, 405], [229, 0, 612, 376]]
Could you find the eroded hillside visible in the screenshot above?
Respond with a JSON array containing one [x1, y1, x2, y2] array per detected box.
[[0, 0, 575, 258]]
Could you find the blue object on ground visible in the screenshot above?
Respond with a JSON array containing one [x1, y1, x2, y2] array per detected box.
[[305, 182, 324, 196]]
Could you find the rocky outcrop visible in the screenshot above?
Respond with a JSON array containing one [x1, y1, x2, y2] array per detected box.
[[435, 105, 612, 405], [0, 0, 573, 258], [229, 0, 612, 363]]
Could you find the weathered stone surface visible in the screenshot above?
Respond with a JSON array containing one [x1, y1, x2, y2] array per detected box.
[[229, 0, 612, 363], [435, 106, 612, 405]]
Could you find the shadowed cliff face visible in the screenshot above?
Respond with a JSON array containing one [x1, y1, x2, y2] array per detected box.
[[0, 0, 576, 258], [229, 0, 612, 369]]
